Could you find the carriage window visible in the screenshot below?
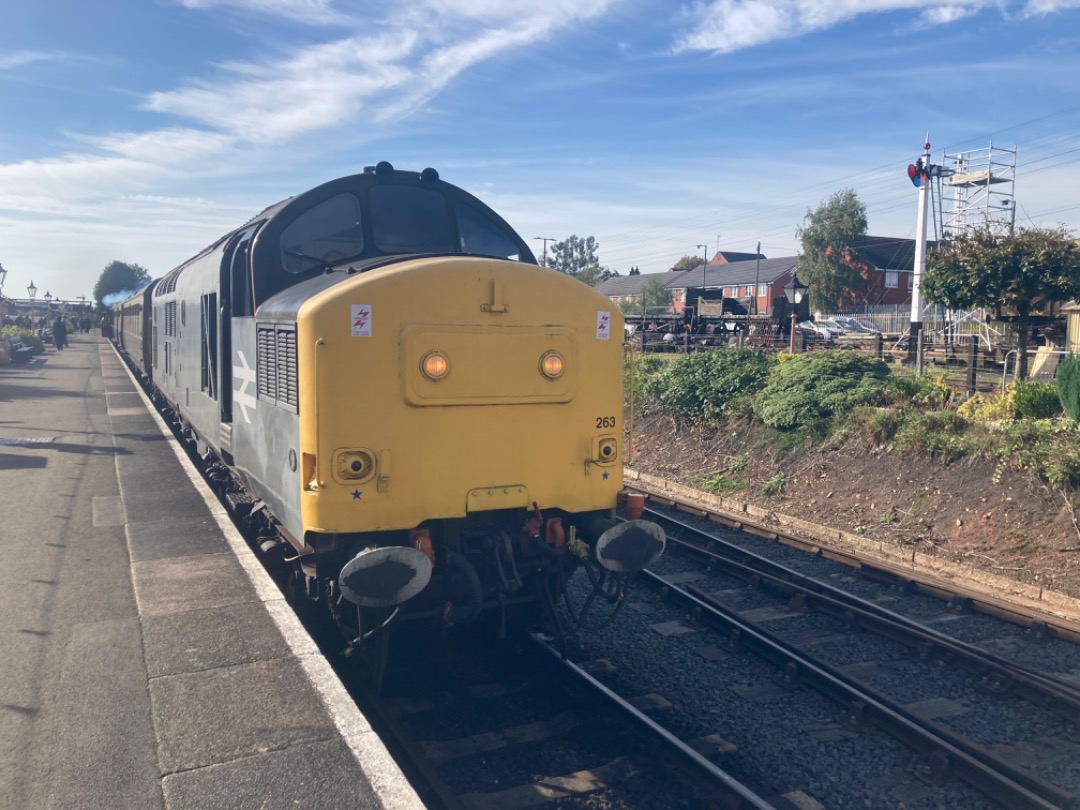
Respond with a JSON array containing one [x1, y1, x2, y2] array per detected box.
[[370, 186, 452, 254], [280, 194, 363, 274], [457, 203, 521, 260]]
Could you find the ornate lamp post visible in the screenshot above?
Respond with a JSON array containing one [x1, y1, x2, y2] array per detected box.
[[28, 280, 37, 325], [784, 272, 808, 353], [0, 264, 6, 322]]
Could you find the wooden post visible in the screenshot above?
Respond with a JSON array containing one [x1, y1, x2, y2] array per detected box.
[[966, 341, 978, 396], [875, 333, 883, 359]]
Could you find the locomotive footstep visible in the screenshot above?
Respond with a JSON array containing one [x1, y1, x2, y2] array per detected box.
[[339, 546, 433, 607], [595, 520, 666, 572]]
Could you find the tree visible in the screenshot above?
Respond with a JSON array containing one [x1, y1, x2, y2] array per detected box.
[[618, 277, 672, 316], [922, 225, 1080, 379], [797, 189, 868, 312], [672, 255, 704, 271], [93, 261, 151, 306], [548, 235, 600, 277], [576, 266, 618, 287]]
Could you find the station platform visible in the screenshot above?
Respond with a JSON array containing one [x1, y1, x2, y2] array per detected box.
[[0, 334, 423, 810]]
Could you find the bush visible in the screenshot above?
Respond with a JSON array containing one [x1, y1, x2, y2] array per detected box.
[[1012, 380, 1062, 420], [650, 348, 776, 425], [897, 373, 957, 409], [1, 326, 44, 354], [626, 353, 670, 405], [895, 411, 968, 462], [1057, 354, 1080, 421], [752, 350, 893, 431], [957, 389, 1016, 422]]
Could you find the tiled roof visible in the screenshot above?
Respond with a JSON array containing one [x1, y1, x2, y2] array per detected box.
[[710, 250, 767, 264], [663, 256, 798, 290], [594, 272, 672, 296], [847, 236, 938, 270]]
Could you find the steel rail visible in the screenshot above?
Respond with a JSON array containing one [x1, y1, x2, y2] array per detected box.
[[640, 500, 1080, 706], [639, 570, 1074, 810], [528, 632, 775, 810], [629, 484, 1080, 646]]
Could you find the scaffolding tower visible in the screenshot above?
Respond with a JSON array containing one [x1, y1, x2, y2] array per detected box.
[[940, 142, 1017, 239]]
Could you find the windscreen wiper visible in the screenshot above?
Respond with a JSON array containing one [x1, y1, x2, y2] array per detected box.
[[284, 249, 335, 272]]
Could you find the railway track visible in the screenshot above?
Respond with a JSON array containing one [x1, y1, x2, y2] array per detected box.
[[594, 489, 1080, 808], [339, 629, 776, 810]]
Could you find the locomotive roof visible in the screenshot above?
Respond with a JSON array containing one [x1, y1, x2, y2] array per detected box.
[[151, 163, 536, 300]]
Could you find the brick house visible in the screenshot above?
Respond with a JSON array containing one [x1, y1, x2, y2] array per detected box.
[[663, 256, 800, 314]]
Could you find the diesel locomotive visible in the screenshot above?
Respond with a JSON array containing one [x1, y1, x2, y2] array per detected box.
[[112, 162, 664, 672]]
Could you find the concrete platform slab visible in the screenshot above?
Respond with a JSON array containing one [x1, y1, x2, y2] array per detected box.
[[126, 515, 230, 562], [150, 656, 336, 774], [142, 601, 290, 677], [161, 739, 381, 810], [132, 553, 259, 617]]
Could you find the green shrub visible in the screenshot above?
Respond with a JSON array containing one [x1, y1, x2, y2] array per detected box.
[[898, 373, 958, 409], [1056, 354, 1080, 421], [1012, 380, 1062, 420], [752, 351, 893, 431], [760, 473, 785, 496], [1, 325, 44, 354], [844, 405, 907, 445], [895, 411, 968, 462], [651, 348, 776, 425], [626, 353, 671, 405], [957, 388, 1016, 422]]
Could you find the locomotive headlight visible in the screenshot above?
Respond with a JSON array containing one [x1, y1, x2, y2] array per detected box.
[[539, 350, 565, 380], [421, 351, 450, 381], [598, 438, 618, 462], [337, 449, 376, 482]]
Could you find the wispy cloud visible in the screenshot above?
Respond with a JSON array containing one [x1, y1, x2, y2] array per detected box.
[[672, 1, 1079, 53], [150, 1, 616, 137], [0, 51, 72, 70], [176, 0, 354, 25]]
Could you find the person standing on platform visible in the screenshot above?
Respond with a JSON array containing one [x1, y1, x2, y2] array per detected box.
[[53, 316, 67, 350]]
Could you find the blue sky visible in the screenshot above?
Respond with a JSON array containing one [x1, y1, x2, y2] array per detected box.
[[2, 0, 1080, 301]]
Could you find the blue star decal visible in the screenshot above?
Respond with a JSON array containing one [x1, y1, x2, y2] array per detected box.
[[601, 471, 609, 480], [351, 489, 362, 500]]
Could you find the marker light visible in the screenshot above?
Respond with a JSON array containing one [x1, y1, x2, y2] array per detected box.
[[539, 350, 565, 380], [421, 351, 450, 381]]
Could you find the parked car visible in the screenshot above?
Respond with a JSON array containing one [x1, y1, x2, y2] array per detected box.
[[817, 318, 851, 335], [829, 316, 881, 334], [796, 321, 835, 341]]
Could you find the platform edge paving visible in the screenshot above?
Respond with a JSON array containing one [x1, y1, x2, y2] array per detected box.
[[108, 344, 425, 810]]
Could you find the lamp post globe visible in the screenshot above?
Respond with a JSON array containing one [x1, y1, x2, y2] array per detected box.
[[784, 272, 808, 353], [28, 280, 37, 300]]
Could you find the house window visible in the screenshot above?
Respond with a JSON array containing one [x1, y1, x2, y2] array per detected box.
[[757, 284, 767, 297], [741, 285, 750, 296], [907, 274, 914, 290], [885, 270, 899, 289]]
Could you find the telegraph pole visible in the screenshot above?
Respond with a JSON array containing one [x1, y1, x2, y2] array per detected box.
[[753, 241, 761, 315], [534, 237, 555, 268]]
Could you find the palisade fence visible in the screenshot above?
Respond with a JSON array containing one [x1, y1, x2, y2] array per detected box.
[[821, 304, 1014, 346]]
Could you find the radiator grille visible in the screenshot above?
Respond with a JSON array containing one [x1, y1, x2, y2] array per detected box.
[[256, 323, 298, 411]]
